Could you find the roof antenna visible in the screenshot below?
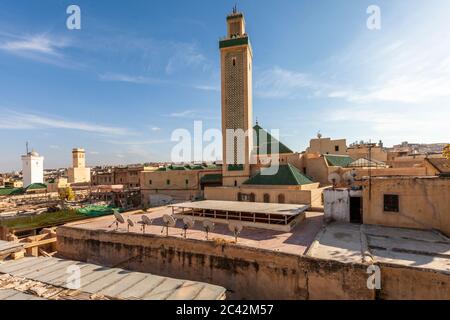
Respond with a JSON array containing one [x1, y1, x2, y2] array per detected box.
[[255, 116, 258, 126], [233, 4, 237, 14], [26, 141, 29, 154]]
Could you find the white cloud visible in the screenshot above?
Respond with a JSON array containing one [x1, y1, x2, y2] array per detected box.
[[165, 42, 209, 75], [0, 33, 75, 68], [98, 73, 164, 85], [0, 34, 67, 55], [166, 109, 219, 120], [254, 66, 319, 98], [0, 109, 132, 136], [193, 84, 220, 92], [168, 110, 197, 118], [106, 139, 168, 145], [325, 105, 450, 144], [150, 126, 161, 131]]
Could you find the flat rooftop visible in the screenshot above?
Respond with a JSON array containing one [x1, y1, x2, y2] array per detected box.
[[307, 222, 450, 274], [0, 256, 226, 300], [63, 206, 324, 256], [170, 200, 309, 216]]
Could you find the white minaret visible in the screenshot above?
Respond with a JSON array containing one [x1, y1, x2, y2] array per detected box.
[[21, 150, 44, 187]]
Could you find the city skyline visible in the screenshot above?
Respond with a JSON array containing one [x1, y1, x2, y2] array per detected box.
[[1, 0, 449, 171]]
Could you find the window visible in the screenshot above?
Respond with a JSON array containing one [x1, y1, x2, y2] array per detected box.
[[335, 145, 339, 152], [232, 57, 236, 66], [234, 180, 237, 187], [263, 193, 270, 203], [249, 193, 255, 202], [166, 179, 170, 185], [185, 179, 189, 185], [278, 194, 285, 203], [384, 194, 399, 212], [149, 180, 152, 185]]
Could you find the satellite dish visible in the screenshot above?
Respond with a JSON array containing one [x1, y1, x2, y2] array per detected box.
[[328, 173, 341, 188], [127, 218, 134, 232], [138, 215, 153, 234], [228, 221, 243, 243], [162, 214, 176, 236], [202, 220, 215, 240], [109, 210, 125, 230], [342, 171, 355, 186], [142, 215, 153, 225], [114, 211, 125, 224], [182, 217, 195, 238]]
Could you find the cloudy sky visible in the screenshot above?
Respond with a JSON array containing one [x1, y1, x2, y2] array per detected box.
[[0, 0, 449, 171]]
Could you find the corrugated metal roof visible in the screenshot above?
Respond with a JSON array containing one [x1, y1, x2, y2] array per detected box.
[[0, 257, 226, 300], [0, 289, 45, 300]]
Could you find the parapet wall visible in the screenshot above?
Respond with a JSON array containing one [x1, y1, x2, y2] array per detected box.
[[56, 226, 373, 300]]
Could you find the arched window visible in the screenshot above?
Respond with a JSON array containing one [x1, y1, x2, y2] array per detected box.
[[263, 193, 270, 203], [278, 194, 285, 204], [234, 180, 237, 187], [249, 193, 256, 202], [237, 192, 242, 201]]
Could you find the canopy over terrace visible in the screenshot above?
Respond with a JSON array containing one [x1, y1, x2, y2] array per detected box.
[[169, 200, 310, 232]]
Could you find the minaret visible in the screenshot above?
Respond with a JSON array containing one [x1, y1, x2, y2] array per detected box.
[[72, 148, 86, 168], [21, 150, 44, 187], [68, 148, 91, 183], [220, 9, 253, 187]]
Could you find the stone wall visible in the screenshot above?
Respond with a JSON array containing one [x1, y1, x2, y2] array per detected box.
[[56, 226, 373, 300]]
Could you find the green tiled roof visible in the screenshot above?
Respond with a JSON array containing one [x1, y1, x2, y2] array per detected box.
[[200, 174, 223, 184], [228, 164, 244, 171], [219, 37, 249, 49], [25, 183, 47, 190], [253, 124, 293, 155], [243, 163, 314, 186], [0, 188, 24, 196], [324, 155, 354, 167]]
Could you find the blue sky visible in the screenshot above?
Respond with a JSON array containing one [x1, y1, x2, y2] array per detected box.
[[0, 0, 449, 171]]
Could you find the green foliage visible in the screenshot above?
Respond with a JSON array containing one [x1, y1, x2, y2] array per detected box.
[[444, 144, 450, 160]]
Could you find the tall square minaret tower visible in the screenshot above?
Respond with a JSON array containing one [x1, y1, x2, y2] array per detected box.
[[220, 10, 253, 187], [21, 150, 44, 187], [68, 148, 91, 183]]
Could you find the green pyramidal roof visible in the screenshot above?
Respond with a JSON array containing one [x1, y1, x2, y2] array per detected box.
[[243, 163, 314, 186], [253, 124, 293, 155], [324, 155, 354, 167]]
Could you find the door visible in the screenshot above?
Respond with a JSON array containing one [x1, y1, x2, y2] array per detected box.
[[349, 197, 363, 223]]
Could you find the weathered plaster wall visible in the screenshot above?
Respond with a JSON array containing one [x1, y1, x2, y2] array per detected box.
[[363, 177, 450, 236], [56, 226, 373, 300]]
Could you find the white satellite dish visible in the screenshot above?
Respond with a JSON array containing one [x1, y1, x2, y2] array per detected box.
[[342, 171, 355, 186], [162, 214, 176, 236], [138, 215, 153, 234], [202, 220, 215, 240], [109, 210, 125, 230], [182, 217, 195, 238], [328, 172, 341, 188], [127, 218, 134, 232], [228, 221, 243, 243]]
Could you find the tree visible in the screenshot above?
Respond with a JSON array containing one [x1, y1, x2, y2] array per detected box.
[[443, 144, 450, 160], [60, 186, 75, 201]]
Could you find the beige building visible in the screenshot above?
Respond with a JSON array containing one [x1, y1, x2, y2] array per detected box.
[[140, 164, 222, 206], [307, 135, 347, 155], [362, 176, 450, 236], [68, 148, 91, 184]]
